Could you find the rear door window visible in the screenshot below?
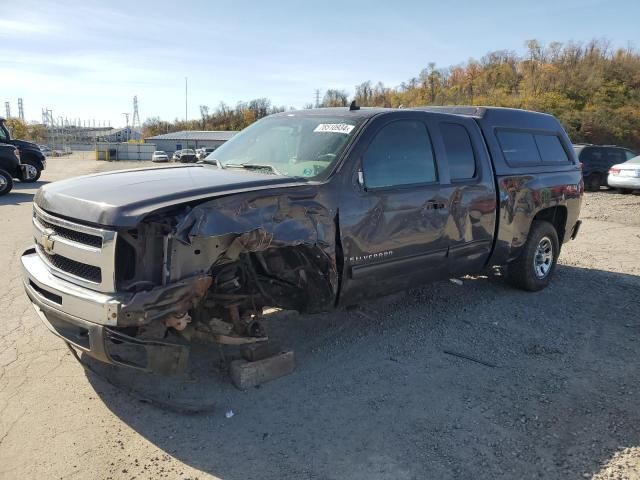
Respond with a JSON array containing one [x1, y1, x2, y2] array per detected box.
[[496, 130, 541, 166], [363, 120, 437, 188], [606, 148, 626, 166], [624, 150, 637, 161], [440, 123, 476, 180], [580, 147, 604, 167], [534, 135, 569, 163]]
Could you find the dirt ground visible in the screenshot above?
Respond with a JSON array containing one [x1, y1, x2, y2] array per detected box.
[[1, 154, 640, 480]]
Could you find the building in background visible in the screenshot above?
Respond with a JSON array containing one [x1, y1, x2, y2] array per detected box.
[[144, 131, 237, 154]]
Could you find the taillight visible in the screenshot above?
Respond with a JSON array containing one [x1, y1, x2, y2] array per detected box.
[[578, 162, 583, 170], [609, 167, 620, 174]]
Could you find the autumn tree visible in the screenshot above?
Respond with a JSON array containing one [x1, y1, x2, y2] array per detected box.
[[321, 89, 349, 107]]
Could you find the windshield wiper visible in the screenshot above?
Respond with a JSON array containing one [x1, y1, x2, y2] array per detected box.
[[223, 163, 281, 175]]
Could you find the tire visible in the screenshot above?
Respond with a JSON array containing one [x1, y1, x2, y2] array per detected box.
[[617, 188, 633, 194], [0, 169, 14, 196], [506, 220, 560, 292], [20, 159, 42, 182], [584, 173, 601, 192]]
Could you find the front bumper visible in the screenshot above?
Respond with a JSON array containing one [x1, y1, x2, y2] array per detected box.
[[21, 247, 189, 374]]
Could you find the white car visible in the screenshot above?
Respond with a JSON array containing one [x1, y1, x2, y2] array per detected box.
[[151, 151, 169, 162], [608, 155, 640, 193]]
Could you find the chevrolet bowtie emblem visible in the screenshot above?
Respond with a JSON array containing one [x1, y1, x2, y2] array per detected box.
[[41, 228, 56, 254]]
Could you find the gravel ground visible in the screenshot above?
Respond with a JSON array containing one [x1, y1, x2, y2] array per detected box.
[[1, 155, 639, 480]]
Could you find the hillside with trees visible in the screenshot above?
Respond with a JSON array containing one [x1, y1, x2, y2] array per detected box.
[[350, 39, 640, 150], [142, 99, 287, 138]]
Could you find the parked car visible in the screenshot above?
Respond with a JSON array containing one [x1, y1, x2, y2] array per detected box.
[[21, 106, 582, 375], [151, 151, 169, 162], [39, 145, 51, 156], [0, 116, 47, 182], [0, 144, 23, 196], [177, 148, 197, 163], [573, 144, 637, 191], [607, 155, 640, 194], [196, 148, 215, 161]]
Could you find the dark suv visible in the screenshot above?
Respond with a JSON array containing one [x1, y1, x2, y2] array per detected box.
[[574, 144, 637, 191]]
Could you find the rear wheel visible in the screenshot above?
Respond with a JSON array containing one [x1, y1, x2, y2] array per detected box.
[[584, 173, 601, 192], [506, 220, 560, 292], [0, 169, 14, 196], [20, 159, 42, 182]]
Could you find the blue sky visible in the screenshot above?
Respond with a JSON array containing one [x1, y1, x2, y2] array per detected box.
[[1, 0, 638, 127]]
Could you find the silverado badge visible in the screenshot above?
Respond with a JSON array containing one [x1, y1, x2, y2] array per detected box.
[[41, 229, 56, 255]]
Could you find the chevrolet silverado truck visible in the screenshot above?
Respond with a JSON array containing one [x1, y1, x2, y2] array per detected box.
[[22, 106, 583, 374], [0, 116, 47, 182]]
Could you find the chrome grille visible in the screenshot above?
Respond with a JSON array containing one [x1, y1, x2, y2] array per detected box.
[[32, 205, 117, 292], [37, 217, 102, 248], [37, 246, 102, 283]]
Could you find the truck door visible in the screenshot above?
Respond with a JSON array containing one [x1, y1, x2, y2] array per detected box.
[[337, 112, 452, 305], [434, 117, 497, 276]]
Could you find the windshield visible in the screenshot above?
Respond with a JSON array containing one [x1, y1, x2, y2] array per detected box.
[[154, 151, 165, 155], [182, 149, 195, 154], [207, 113, 365, 179]]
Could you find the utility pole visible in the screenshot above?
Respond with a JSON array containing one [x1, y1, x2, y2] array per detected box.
[[185, 77, 188, 124], [4, 102, 10, 118], [17, 98, 24, 122], [122, 113, 130, 142], [314, 89, 321, 108]]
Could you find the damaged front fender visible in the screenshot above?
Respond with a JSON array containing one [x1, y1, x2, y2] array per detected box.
[[171, 187, 339, 313]]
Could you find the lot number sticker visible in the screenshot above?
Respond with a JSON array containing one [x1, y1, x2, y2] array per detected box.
[[314, 123, 355, 134]]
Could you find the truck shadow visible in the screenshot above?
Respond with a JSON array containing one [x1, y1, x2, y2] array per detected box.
[[0, 181, 49, 206], [85, 264, 640, 479]]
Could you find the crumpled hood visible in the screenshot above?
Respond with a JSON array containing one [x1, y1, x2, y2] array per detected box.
[[35, 165, 303, 227]]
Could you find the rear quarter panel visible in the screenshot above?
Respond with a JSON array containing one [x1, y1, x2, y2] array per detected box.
[[491, 171, 583, 265]]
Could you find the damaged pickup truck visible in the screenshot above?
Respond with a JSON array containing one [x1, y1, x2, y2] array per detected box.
[[22, 106, 583, 374]]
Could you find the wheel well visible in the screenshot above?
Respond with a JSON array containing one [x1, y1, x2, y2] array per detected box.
[[21, 152, 41, 165], [533, 206, 567, 243]]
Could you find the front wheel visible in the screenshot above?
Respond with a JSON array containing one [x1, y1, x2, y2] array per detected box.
[[506, 220, 560, 292], [0, 169, 14, 196], [20, 159, 42, 182]]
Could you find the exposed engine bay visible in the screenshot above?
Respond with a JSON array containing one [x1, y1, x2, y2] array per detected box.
[[107, 189, 338, 373]]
